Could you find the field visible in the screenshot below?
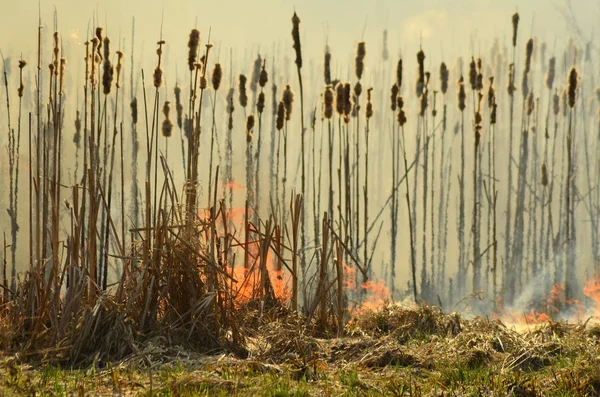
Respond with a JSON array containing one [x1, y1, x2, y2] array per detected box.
[[0, 2, 599, 395]]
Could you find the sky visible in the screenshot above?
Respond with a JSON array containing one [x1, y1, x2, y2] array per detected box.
[[1, 0, 597, 70]]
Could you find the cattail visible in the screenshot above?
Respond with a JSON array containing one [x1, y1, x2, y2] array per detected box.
[[458, 76, 466, 111], [488, 77, 495, 108], [257, 92, 265, 114], [115, 51, 123, 88], [259, 61, 268, 88], [188, 29, 200, 71], [541, 163, 548, 186], [396, 58, 403, 89], [397, 96, 407, 126], [469, 57, 477, 90], [162, 101, 173, 137], [227, 87, 235, 130], [507, 64, 516, 97], [250, 55, 262, 93], [343, 83, 353, 121], [239, 74, 248, 108], [366, 88, 373, 119], [354, 81, 362, 99], [521, 72, 529, 99], [291, 12, 302, 68], [562, 89, 568, 117], [102, 37, 114, 95], [74, 110, 81, 147], [323, 85, 334, 119], [184, 117, 193, 139], [324, 46, 332, 85], [174, 85, 183, 129], [567, 67, 579, 108], [390, 84, 399, 111], [153, 40, 165, 88], [527, 92, 535, 116], [95, 27, 103, 54], [282, 84, 294, 121], [490, 100, 498, 125], [524, 38, 534, 73], [199, 76, 207, 90], [512, 12, 520, 48], [546, 57, 556, 89], [212, 63, 222, 90], [246, 114, 255, 142], [420, 88, 429, 116], [553, 90, 560, 115], [131, 97, 138, 124], [440, 62, 449, 94], [276, 101, 285, 130], [416, 49, 425, 97], [90, 38, 99, 87], [17, 60, 26, 97], [355, 41, 366, 80], [336, 82, 345, 115]]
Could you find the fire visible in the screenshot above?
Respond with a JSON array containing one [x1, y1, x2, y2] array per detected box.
[[584, 274, 600, 317], [358, 279, 392, 313]]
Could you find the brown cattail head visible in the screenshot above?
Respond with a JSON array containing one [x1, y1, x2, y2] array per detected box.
[[546, 57, 556, 89], [354, 81, 362, 98], [490, 100, 498, 125], [553, 90, 560, 116], [162, 101, 172, 137], [458, 76, 466, 111], [259, 60, 268, 88], [391, 84, 399, 111], [282, 84, 294, 121], [246, 113, 255, 133], [416, 49, 425, 97], [527, 92, 535, 116], [154, 41, 163, 89], [227, 88, 235, 130], [487, 77, 495, 108], [276, 101, 285, 130], [250, 54, 262, 92], [507, 63, 516, 97], [257, 92, 265, 114], [521, 72, 529, 99], [239, 74, 248, 108], [512, 12, 520, 48], [188, 29, 200, 71], [524, 38, 534, 73], [567, 67, 579, 109], [420, 87, 429, 116], [355, 41, 366, 80], [541, 163, 548, 186], [440, 62, 449, 94], [396, 58, 403, 89], [323, 85, 334, 119], [115, 51, 124, 88], [397, 96, 407, 126], [174, 85, 183, 129], [469, 57, 477, 90], [324, 46, 332, 85], [343, 83, 353, 122], [131, 97, 138, 124], [366, 88, 373, 119], [17, 60, 26, 97], [336, 82, 345, 115], [102, 37, 114, 95], [212, 63, 222, 90], [291, 12, 302, 69]]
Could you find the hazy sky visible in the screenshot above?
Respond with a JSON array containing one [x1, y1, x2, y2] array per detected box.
[[2, 0, 597, 67]]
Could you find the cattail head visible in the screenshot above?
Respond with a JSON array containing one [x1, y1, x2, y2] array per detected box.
[[291, 12, 302, 69], [521, 72, 529, 99], [246, 114, 255, 142], [440, 62, 449, 94], [396, 58, 403, 89], [390, 84, 399, 111], [354, 81, 362, 98], [212, 63, 222, 90], [259, 61, 268, 88], [490, 100, 498, 125], [276, 101, 285, 130], [527, 92, 535, 116], [343, 83, 353, 122], [420, 88, 429, 116], [507, 63, 516, 97], [323, 85, 334, 119], [239, 74, 248, 108], [73, 110, 81, 147], [366, 88, 373, 119], [188, 29, 200, 71], [545, 57, 556, 89], [524, 38, 534, 73], [131, 97, 138, 124], [115, 51, 124, 88], [174, 85, 183, 130], [102, 38, 114, 95], [355, 41, 366, 80], [487, 77, 495, 108], [397, 96, 407, 126], [282, 84, 294, 121], [553, 90, 560, 116], [541, 163, 548, 186], [199, 76, 207, 90], [17, 60, 26, 98], [162, 101, 172, 137], [512, 12, 520, 47], [469, 57, 477, 90], [324, 46, 332, 85], [251, 55, 262, 93], [458, 76, 466, 111], [257, 92, 265, 114], [567, 67, 579, 109], [227, 88, 235, 130]]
